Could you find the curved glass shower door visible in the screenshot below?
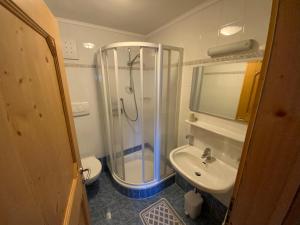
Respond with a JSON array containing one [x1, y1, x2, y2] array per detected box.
[[99, 42, 183, 188]]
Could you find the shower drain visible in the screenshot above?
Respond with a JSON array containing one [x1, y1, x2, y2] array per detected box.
[[195, 171, 201, 176]]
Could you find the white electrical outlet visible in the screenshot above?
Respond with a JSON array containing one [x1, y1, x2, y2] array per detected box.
[[62, 39, 79, 60]]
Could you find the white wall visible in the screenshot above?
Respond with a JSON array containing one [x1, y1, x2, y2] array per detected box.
[[147, 0, 271, 60], [147, 0, 272, 156], [147, 0, 272, 206], [58, 18, 144, 158], [57, 18, 180, 160]]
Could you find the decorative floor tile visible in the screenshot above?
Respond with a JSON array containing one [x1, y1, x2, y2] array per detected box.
[[139, 198, 186, 225]]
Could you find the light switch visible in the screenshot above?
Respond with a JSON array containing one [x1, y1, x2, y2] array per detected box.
[[72, 102, 90, 117], [62, 39, 79, 60]]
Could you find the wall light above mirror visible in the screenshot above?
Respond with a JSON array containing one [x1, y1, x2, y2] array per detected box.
[[190, 60, 262, 122], [220, 25, 243, 36]]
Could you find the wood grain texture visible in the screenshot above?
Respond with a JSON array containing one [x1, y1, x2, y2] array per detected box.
[[78, 196, 90, 225], [283, 189, 300, 225], [227, 0, 300, 224], [236, 61, 262, 122], [9, 0, 82, 165], [63, 177, 83, 225], [0, 1, 90, 225], [0, 98, 45, 225]]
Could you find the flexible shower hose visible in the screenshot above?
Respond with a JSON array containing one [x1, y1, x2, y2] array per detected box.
[[120, 65, 139, 122]]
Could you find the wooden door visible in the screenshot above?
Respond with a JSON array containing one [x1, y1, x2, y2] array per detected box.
[[236, 61, 262, 122], [226, 0, 300, 224], [0, 1, 90, 225]]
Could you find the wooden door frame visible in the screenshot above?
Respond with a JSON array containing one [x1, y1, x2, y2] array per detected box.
[[0, 0, 91, 224], [226, 0, 300, 224]]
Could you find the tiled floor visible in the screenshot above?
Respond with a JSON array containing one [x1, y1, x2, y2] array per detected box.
[[86, 171, 222, 225]]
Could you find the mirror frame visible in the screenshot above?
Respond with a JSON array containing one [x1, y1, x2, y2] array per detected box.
[[189, 60, 263, 122]]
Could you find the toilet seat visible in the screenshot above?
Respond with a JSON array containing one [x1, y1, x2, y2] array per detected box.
[[81, 156, 102, 185]]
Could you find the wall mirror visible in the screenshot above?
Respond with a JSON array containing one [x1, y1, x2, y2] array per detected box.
[[189, 60, 262, 121]]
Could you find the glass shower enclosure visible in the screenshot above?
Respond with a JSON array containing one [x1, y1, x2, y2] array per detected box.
[[98, 42, 183, 189]]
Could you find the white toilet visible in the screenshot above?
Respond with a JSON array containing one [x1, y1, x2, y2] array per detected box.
[[81, 156, 102, 185]]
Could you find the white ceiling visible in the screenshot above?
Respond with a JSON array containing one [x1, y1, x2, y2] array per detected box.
[[44, 0, 205, 35]]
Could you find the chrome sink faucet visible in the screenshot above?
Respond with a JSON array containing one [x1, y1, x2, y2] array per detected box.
[[201, 147, 213, 161], [185, 134, 194, 145]]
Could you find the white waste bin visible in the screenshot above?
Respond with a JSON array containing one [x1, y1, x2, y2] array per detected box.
[[184, 190, 203, 219]]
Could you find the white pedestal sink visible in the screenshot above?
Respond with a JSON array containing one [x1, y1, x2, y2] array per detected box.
[[169, 145, 237, 193]]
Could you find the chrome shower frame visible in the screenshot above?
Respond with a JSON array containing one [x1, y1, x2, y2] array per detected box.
[[97, 42, 183, 189]]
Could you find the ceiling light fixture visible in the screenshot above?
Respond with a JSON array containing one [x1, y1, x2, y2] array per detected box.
[[220, 25, 243, 36], [83, 42, 95, 49]]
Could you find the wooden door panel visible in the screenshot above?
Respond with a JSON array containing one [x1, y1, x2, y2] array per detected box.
[[63, 177, 86, 225], [226, 0, 300, 224], [0, 102, 45, 225], [0, 5, 74, 225], [283, 189, 300, 225], [78, 203, 90, 225], [0, 1, 90, 225]]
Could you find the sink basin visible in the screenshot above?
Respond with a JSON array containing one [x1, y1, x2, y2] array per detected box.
[[169, 145, 237, 193]]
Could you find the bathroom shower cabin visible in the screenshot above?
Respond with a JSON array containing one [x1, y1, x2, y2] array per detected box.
[[98, 42, 183, 188]]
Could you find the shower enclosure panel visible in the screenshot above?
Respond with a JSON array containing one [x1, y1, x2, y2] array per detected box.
[[160, 48, 182, 177], [101, 49, 125, 180], [99, 42, 183, 189]]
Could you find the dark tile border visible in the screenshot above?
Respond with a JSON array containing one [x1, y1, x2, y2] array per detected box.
[[115, 142, 154, 158], [99, 143, 154, 172], [109, 172, 175, 199], [97, 143, 174, 199], [123, 142, 154, 156]]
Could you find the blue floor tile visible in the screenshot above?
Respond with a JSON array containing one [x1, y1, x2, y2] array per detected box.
[[86, 171, 225, 225]]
